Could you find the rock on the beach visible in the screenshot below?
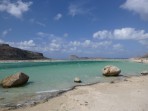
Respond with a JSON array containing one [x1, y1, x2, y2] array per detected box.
[[102, 65, 121, 76], [141, 71, 148, 75], [74, 77, 82, 83], [1, 72, 29, 88]]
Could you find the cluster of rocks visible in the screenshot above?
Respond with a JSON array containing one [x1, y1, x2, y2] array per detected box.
[[102, 65, 148, 76], [0, 72, 29, 88], [74, 65, 148, 83], [74, 65, 121, 83]]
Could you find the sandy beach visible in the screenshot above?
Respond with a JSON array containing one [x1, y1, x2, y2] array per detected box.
[[1, 75, 148, 111], [130, 58, 148, 64]]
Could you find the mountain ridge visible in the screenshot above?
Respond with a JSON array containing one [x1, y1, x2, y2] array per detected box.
[[0, 44, 48, 60]]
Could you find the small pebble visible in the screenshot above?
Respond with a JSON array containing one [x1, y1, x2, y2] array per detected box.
[[110, 81, 115, 83], [124, 79, 128, 81]]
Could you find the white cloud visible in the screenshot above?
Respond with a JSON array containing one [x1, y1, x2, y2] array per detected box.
[[49, 39, 61, 51], [36, 32, 58, 39], [36, 21, 46, 27], [30, 19, 46, 27], [68, 2, 92, 17], [93, 28, 148, 40], [113, 28, 146, 40], [93, 30, 112, 39], [19, 40, 35, 47], [69, 47, 77, 51], [63, 33, 68, 37], [34, 37, 64, 52], [121, 0, 148, 20], [83, 40, 91, 47], [113, 44, 122, 49], [139, 39, 148, 46], [8, 40, 36, 50], [69, 40, 112, 49], [92, 41, 112, 49], [68, 4, 83, 17], [37, 32, 50, 37], [2, 28, 12, 37], [54, 13, 62, 21], [30, 33, 114, 53], [0, 39, 4, 43], [69, 41, 81, 47], [0, 0, 32, 18], [113, 43, 124, 51]]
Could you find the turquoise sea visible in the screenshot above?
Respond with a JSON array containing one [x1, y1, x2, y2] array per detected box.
[[0, 60, 147, 108]]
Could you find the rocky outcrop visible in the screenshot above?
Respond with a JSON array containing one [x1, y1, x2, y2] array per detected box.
[[69, 55, 80, 60], [74, 77, 82, 83], [102, 65, 121, 76], [0, 44, 47, 60], [69, 55, 90, 60], [1, 72, 29, 88]]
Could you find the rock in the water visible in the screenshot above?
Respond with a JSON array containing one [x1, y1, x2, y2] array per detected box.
[[141, 71, 148, 75], [102, 65, 121, 76], [1, 72, 29, 88], [74, 77, 82, 83]]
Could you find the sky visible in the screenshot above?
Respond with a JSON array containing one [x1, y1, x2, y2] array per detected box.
[[0, 0, 148, 59]]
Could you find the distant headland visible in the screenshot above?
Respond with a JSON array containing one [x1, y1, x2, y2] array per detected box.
[[0, 44, 48, 60]]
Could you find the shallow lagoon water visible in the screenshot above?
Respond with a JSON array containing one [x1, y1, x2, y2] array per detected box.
[[0, 60, 147, 108]]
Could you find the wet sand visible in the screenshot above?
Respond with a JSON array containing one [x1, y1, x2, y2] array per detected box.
[[1, 75, 148, 111]]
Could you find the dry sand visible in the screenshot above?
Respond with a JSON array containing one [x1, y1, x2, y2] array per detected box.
[[1, 75, 148, 111]]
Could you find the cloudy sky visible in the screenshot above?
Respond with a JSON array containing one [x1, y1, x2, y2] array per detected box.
[[0, 0, 148, 59]]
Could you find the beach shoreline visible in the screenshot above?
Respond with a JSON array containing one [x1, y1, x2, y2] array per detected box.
[[0, 75, 127, 110], [130, 58, 148, 64], [0, 60, 147, 111], [1, 75, 148, 111], [0, 58, 129, 63]]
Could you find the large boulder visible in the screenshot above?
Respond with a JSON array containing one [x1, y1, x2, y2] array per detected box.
[[102, 65, 121, 76], [1, 72, 29, 88]]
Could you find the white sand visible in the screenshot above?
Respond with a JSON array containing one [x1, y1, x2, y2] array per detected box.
[[130, 58, 148, 64], [1, 75, 148, 111]]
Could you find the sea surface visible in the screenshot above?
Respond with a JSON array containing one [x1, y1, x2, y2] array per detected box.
[[0, 60, 147, 108]]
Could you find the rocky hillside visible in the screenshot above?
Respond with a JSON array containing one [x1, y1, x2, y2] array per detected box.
[[0, 44, 47, 60], [69, 55, 90, 60], [69, 55, 80, 60]]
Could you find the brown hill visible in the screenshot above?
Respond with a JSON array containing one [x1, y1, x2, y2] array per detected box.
[[0, 44, 47, 60]]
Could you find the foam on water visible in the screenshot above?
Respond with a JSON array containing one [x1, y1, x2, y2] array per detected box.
[[36, 89, 60, 94]]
